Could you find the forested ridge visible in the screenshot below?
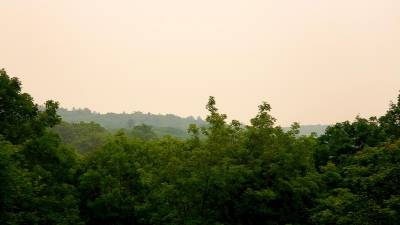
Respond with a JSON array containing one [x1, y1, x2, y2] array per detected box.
[[57, 107, 206, 133], [57, 108, 327, 138], [1, 68, 400, 225]]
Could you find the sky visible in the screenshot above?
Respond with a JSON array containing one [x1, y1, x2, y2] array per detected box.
[[1, 0, 399, 126]]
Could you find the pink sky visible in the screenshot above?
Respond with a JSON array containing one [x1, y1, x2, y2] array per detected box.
[[1, 0, 399, 126]]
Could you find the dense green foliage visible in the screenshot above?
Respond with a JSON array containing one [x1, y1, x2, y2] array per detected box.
[[0, 70, 81, 225], [0, 69, 61, 144], [52, 122, 190, 154], [1, 69, 400, 224]]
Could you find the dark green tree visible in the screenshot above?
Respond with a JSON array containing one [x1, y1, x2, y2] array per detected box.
[[130, 124, 157, 140], [0, 69, 82, 225], [0, 69, 60, 144], [53, 121, 109, 154], [380, 92, 400, 140]]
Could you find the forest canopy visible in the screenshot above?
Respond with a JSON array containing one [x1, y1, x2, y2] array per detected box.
[[1, 69, 400, 225]]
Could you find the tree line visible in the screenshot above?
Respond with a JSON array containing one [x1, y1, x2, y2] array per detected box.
[[57, 105, 327, 138], [1, 68, 399, 225], [57, 107, 206, 131]]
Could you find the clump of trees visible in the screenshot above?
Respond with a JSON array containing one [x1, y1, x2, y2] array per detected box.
[[0, 69, 82, 224], [1, 68, 400, 225], [52, 122, 110, 154]]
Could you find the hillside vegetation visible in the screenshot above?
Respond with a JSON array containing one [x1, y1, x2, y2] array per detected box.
[[58, 107, 206, 130], [1, 69, 399, 225], [58, 107, 328, 138]]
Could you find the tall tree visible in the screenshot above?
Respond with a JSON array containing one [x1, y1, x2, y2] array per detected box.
[[0, 69, 60, 144], [380, 92, 400, 140]]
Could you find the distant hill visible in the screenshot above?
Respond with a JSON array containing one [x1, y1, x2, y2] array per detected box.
[[57, 108, 207, 131], [58, 108, 328, 137]]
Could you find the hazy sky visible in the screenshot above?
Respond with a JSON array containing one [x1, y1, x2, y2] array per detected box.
[[1, 0, 399, 126]]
